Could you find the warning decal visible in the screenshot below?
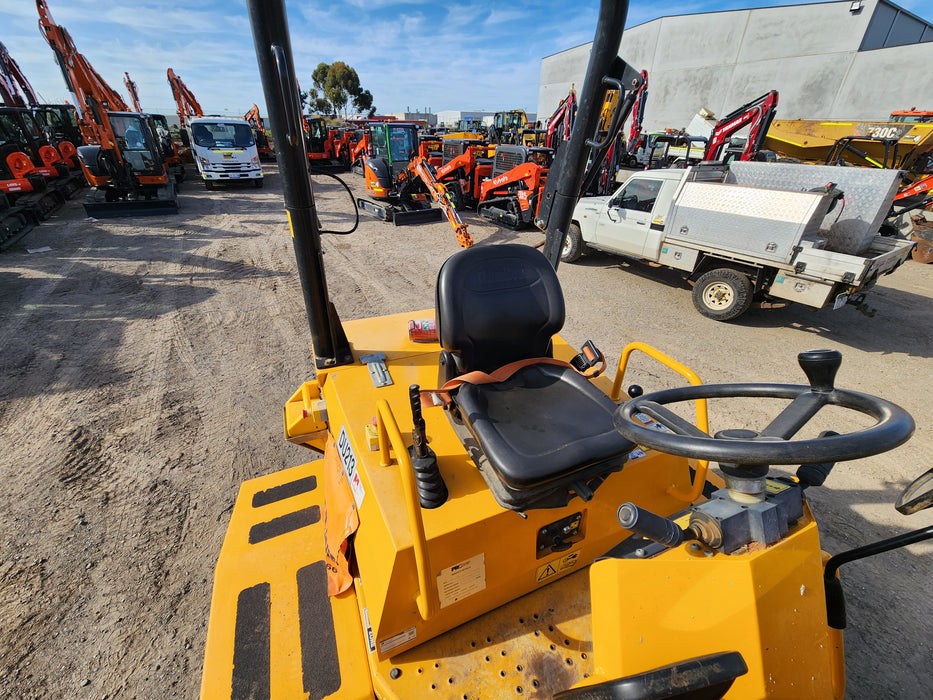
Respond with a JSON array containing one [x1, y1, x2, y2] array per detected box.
[[535, 549, 582, 583]]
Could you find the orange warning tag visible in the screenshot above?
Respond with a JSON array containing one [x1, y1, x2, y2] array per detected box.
[[323, 433, 360, 596]]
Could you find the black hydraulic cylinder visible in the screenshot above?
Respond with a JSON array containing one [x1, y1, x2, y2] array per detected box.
[[538, 0, 630, 269], [246, 0, 352, 369]]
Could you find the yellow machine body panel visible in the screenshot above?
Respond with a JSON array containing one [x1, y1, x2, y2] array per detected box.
[[584, 503, 846, 699], [199, 459, 373, 700], [764, 118, 933, 167], [304, 310, 695, 659], [202, 310, 713, 698]]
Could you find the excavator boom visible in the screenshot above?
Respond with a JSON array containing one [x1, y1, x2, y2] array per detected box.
[[123, 72, 142, 113], [166, 68, 203, 129], [0, 41, 40, 108], [703, 90, 778, 162]]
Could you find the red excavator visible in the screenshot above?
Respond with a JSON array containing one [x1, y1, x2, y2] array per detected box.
[[37, 0, 177, 216], [704, 90, 778, 162], [244, 104, 274, 160]]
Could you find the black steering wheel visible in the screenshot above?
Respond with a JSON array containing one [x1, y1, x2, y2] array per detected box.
[[613, 350, 915, 467]]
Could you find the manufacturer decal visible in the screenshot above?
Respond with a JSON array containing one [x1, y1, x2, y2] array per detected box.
[[437, 553, 486, 608]]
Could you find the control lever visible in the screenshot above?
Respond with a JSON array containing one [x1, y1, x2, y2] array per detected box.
[[408, 385, 447, 509], [617, 502, 692, 549]]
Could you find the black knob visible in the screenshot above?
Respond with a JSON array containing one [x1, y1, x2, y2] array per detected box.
[[798, 349, 842, 393], [627, 384, 644, 399]]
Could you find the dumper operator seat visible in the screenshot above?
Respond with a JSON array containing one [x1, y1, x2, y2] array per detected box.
[[435, 243, 635, 511]]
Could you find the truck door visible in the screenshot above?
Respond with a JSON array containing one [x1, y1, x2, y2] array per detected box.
[[593, 177, 663, 257]]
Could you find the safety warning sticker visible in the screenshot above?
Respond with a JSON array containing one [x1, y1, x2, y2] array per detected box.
[[535, 549, 582, 583], [437, 553, 486, 609]]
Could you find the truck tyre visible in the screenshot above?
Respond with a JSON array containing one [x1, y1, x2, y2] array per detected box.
[[254, 178, 263, 189], [205, 180, 214, 191], [692, 268, 753, 321], [561, 223, 586, 263]]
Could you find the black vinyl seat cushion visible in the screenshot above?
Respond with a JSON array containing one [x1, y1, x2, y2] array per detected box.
[[456, 363, 634, 489]]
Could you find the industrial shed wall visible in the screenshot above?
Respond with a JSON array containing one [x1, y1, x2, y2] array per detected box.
[[538, 0, 933, 132]]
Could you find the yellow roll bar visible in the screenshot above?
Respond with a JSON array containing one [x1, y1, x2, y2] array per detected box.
[[611, 342, 711, 503], [376, 398, 438, 621]]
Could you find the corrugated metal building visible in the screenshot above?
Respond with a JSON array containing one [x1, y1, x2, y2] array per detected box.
[[538, 0, 933, 132]]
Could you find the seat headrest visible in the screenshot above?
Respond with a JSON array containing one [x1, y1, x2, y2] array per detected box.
[[436, 244, 565, 374]]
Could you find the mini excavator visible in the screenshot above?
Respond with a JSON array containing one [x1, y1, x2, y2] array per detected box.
[[37, 0, 177, 217], [200, 2, 932, 698]]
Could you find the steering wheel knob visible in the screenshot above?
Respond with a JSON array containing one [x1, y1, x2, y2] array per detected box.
[[798, 349, 842, 393]]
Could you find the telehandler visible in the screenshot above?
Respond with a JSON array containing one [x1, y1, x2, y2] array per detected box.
[[200, 2, 932, 698]]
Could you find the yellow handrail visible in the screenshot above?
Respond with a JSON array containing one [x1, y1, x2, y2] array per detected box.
[[376, 398, 438, 621], [611, 342, 710, 503]]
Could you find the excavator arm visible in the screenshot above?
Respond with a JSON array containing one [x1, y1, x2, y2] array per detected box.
[[166, 68, 203, 129], [704, 90, 778, 162], [409, 152, 473, 248], [0, 42, 40, 108], [627, 70, 648, 152], [123, 72, 142, 113], [545, 86, 577, 150], [37, 0, 130, 151], [244, 104, 264, 130]]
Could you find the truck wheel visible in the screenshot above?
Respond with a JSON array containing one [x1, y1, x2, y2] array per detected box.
[[204, 180, 214, 190], [254, 178, 263, 189], [692, 268, 753, 321], [561, 223, 586, 263]]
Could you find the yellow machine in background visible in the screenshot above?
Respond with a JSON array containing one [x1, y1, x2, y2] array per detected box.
[[199, 2, 931, 698]]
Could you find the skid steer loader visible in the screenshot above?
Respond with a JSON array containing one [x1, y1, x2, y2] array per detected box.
[[199, 2, 932, 698]]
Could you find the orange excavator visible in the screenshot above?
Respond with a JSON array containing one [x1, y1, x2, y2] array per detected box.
[[303, 115, 352, 171], [123, 70, 186, 179], [37, 0, 177, 216], [476, 144, 554, 229], [357, 120, 472, 245], [244, 104, 274, 160]]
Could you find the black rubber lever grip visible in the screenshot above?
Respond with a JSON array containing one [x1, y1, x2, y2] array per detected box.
[[617, 502, 686, 549]]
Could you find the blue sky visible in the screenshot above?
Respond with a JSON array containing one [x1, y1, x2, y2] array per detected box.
[[2, 1, 929, 120]]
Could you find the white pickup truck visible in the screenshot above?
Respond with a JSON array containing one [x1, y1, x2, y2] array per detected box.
[[566, 161, 915, 320]]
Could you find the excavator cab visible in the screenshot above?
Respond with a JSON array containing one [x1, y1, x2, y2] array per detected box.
[[107, 113, 162, 175]]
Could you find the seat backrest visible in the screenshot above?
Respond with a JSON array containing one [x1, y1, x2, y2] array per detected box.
[[436, 244, 565, 374]]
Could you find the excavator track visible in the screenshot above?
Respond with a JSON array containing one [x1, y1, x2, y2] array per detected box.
[[478, 196, 524, 230]]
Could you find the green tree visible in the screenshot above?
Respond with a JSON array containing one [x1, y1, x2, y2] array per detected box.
[[308, 61, 375, 119]]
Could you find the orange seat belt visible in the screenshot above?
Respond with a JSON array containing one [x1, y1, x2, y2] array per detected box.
[[420, 352, 607, 409]]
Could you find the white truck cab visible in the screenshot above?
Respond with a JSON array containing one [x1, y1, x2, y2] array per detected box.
[[187, 117, 263, 189]]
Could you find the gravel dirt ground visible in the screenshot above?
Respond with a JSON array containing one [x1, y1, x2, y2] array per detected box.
[[1, 164, 931, 699]]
